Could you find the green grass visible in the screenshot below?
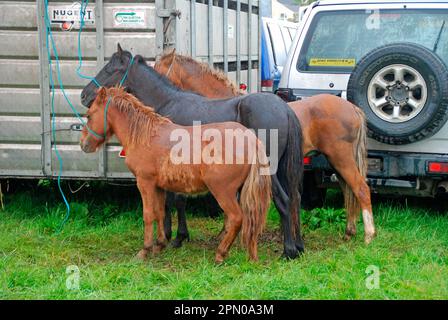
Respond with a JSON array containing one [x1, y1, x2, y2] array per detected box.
[[0, 181, 447, 299]]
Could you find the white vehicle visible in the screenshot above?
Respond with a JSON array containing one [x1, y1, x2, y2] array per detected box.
[[261, 17, 298, 92], [278, 0, 448, 200]]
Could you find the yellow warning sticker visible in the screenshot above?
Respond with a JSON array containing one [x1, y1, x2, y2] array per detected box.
[[309, 58, 356, 67]]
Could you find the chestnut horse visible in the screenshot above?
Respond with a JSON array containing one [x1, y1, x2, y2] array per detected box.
[[155, 51, 376, 244], [81, 45, 305, 259], [80, 87, 271, 262]]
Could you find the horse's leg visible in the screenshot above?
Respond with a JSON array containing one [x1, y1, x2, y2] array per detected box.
[[324, 143, 376, 244], [172, 194, 190, 248], [206, 194, 221, 218], [164, 192, 174, 241], [272, 176, 301, 258], [136, 179, 156, 260], [292, 190, 304, 252], [216, 216, 227, 241], [208, 186, 243, 263], [153, 188, 168, 254]]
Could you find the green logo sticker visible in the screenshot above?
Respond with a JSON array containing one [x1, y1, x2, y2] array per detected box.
[[113, 10, 145, 27]]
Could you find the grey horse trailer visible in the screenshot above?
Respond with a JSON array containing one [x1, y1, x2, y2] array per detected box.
[[0, 0, 262, 180]]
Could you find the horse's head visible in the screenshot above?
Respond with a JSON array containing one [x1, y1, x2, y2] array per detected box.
[[80, 87, 112, 153], [81, 43, 134, 107], [154, 48, 184, 88], [154, 49, 239, 98]]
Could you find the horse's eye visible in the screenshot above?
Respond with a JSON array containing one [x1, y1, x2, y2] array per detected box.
[[86, 115, 90, 120]]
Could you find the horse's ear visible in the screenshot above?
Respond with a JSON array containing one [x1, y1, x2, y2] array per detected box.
[[97, 87, 107, 100], [117, 43, 123, 56], [167, 48, 176, 60], [134, 55, 145, 64]]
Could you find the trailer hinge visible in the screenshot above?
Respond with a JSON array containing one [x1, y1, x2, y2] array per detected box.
[[163, 10, 181, 34], [157, 9, 181, 19], [158, 9, 181, 47]]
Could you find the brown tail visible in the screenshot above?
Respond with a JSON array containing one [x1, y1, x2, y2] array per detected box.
[[339, 105, 367, 219], [240, 140, 272, 260]]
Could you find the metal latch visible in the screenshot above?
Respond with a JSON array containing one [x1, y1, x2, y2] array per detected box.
[[157, 9, 181, 18], [71, 123, 83, 131], [160, 9, 181, 35]]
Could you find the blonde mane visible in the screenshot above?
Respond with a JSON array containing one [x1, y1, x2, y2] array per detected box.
[[160, 49, 242, 96], [105, 87, 172, 147]]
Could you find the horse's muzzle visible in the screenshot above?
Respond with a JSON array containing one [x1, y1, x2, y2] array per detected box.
[[80, 88, 96, 108], [80, 139, 95, 153], [80, 93, 93, 108]]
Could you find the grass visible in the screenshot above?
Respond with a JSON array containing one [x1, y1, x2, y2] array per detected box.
[[0, 181, 447, 299]]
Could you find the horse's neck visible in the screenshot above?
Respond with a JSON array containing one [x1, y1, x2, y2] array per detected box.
[[131, 65, 177, 111], [182, 66, 235, 99], [108, 107, 132, 148], [193, 76, 235, 99]]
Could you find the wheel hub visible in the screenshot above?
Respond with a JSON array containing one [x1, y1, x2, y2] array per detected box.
[[367, 64, 427, 123], [389, 84, 408, 103]]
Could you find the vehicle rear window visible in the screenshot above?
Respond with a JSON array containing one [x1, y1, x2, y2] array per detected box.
[[267, 23, 287, 67], [281, 26, 293, 50], [267, 23, 297, 68], [297, 9, 448, 73]]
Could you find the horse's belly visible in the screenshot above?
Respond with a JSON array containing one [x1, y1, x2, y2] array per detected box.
[[159, 180, 208, 195], [157, 164, 208, 195]]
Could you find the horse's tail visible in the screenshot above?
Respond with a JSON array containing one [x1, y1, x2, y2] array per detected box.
[[240, 139, 272, 260], [278, 107, 304, 238], [340, 105, 367, 219]]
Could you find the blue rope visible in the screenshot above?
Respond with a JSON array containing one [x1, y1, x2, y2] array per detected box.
[[43, 0, 72, 233], [44, 0, 135, 232], [76, 0, 101, 87], [44, 0, 100, 233]]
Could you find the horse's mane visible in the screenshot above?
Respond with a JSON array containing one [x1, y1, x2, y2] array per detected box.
[[134, 53, 184, 93], [106, 87, 172, 147], [160, 50, 241, 96]]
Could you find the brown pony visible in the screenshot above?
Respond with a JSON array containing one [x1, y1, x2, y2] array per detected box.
[[80, 87, 271, 262], [155, 51, 376, 244]]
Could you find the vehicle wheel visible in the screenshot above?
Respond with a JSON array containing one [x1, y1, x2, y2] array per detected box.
[[347, 42, 448, 145], [301, 171, 326, 210]]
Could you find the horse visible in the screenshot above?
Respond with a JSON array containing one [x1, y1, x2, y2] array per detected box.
[[80, 86, 271, 262], [155, 50, 376, 244], [81, 44, 305, 259]]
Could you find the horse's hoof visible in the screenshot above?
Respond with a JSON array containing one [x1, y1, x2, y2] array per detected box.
[[135, 249, 149, 260], [152, 245, 164, 255], [282, 247, 299, 260], [215, 255, 225, 264], [171, 233, 189, 248], [364, 232, 376, 245], [171, 238, 183, 248], [344, 226, 356, 241], [249, 254, 259, 262], [295, 243, 305, 254], [215, 248, 228, 264], [344, 234, 354, 241], [152, 240, 167, 254]]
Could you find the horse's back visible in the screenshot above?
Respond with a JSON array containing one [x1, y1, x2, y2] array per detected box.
[[294, 94, 361, 123], [290, 94, 362, 150], [166, 92, 240, 125], [154, 121, 255, 195], [235, 92, 292, 133]]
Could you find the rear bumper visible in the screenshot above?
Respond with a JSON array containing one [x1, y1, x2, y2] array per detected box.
[[307, 151, 448, 197], [309, 151, 448, 178]]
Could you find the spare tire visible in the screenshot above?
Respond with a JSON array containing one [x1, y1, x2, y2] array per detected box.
[[347, 42, 448, 145]]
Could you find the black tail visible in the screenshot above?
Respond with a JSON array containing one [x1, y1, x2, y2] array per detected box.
[[277, 107, 304, 237]]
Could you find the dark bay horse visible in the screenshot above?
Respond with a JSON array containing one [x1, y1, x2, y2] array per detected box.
[[81, 45, 305, 258], [80, 87, 271, 262], [155, 51, 376, 244]]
